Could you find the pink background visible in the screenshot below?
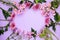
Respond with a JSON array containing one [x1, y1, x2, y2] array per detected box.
[[0, 0, 60, 40]]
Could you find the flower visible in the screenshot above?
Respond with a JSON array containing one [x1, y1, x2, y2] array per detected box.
[[33, 3, 40, 10], [10, 22, 15, 30], [9, 1, 57, 39], [10, 13, 15, 19], [25, 2, 31, 8], [45, 17, 50, 26]]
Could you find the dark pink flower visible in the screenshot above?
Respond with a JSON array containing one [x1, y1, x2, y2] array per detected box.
[[33, 4, 40, 10], [10, 22, 15, 30], [26, 32, 32, 38], [25, 2, 31, 8], [45, 17, 50, 26], [10, 13, 15, 20]]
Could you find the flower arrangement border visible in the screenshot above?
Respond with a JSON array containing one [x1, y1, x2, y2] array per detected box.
[[0, 0, 60, 40]]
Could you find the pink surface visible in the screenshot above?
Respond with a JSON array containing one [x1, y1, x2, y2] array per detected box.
[[0, 0, 60, 40]]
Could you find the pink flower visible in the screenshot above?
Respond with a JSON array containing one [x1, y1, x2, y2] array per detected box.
[[13, 8, 18, 14], [25, 2, 31, 8], [19, 4, 26, 10], [10, 13, 15, 20], [17, 10, 21, 14], [10, 22, 15, 30], [45, 17, 50, 26], [47, 3, 51, 8], [41, 10, 46, 16], [26, 32, 32, 38], [13, 2, 20, 8], [33, 4, 40, 10], [42, 3, 51, 8], [13, 2, 17, 5]]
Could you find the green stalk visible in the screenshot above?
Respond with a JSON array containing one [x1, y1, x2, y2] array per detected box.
[[0, 19, 11, 21], [54, 0, 60, 4], [34, 37, 36, 40], [6, 32, 14, 40], [0, 0, 18, 9], [46, 28, 59, 40], [34, 0, 38, 4], [22, 0, 24, 2]]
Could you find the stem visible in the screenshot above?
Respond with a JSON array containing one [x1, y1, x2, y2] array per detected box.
[[0, 0, 18, 9], [49, 32, 53, 40], [55, 22, 60, 25], [28, 38, 30, 40], [28, 39, 30, 40], [19, 35, 22, 40], [47, 28, 59, 40], [0, 27, 5, 28], [6, 32, 14, 40], [0, 19, 11, 28], [0, 19, 11, 21], [34, 0, 38, 4], [34, 37, 36, 40]]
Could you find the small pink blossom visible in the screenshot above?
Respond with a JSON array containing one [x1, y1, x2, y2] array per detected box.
[[19, 4, 26, 10], [10, 22, 15, 30], [17, 10, 21, 14], [46, 8, 50, 12], [26, 32, 32, 38], [45, 17, 50, 26], [13, 2, 17, 5], [41, 10, 46, 16], [47, 3, 51, 8], [13, 8, 18, 14], [33, 3, 40, 10], [25, 2, 31, 8], [10, 13, 15, 20], [13, 2, 20, 8]]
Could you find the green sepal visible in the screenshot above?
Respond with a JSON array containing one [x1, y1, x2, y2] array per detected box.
[[8, 7, 13, 12], [31, 28, 37, 37], [54, 12, 60, 22], [0, 7, 10, 19], [0, 30, 4, 35], [34, 0, 46, 3], [39, 28, 47, 38], [5, 23, 9, 31], [51, 1, 59, 9]]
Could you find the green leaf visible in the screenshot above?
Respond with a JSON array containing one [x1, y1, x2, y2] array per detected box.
[[52, 23, 56, 32], [34, 0, 46, 3], [31, 28, 36, 37], [0, 23, 9, 35], [19, 0, 24, 4], [8, 7, 13, 12], [39, 28, 47, 38], [51, 1, 59, 8], [45, 37, 52, 40], [31, 28, 35, 32], [0, 0, 18, 9], [39, 33, 46, 38], [0, 8, 10, 19], [54, 12, 60, 22], [50, 19, 56, 32], [48, 38, 52, 40], [5, 23, 9, 31], [0, 30, 4, 35], [38, 0, 46, 3]]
